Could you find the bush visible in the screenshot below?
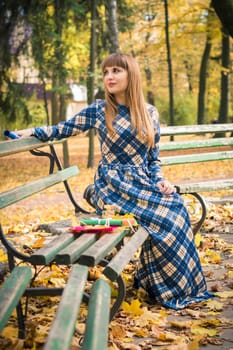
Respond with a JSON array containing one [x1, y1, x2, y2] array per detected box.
[[155, 93, 197, 126]]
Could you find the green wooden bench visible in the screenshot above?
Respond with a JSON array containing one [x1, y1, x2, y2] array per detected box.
[[160, 122, 233, 137], [43, 264, 111, 350], [83, 123, 233, 234], [159, 123, 233, 233], [0, 136, 148, 346], [0, 266, 32, 338], [0, 264, 111, 350], [1, 124, 232, 345]]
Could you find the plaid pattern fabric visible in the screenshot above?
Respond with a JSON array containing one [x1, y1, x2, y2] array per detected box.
[[34, 100, 212, 309]]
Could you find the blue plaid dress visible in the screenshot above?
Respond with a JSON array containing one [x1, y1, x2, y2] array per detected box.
[[34, 99, 212, 310]]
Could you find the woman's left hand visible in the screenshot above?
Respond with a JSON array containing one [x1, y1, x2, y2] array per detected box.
[[157, 180, 176, 195]]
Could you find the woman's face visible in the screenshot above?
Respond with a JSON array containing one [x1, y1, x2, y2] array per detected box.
[[103, 66, 128, 102]]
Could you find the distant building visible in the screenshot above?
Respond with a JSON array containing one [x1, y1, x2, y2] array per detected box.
[[67, 84, 88, 118]]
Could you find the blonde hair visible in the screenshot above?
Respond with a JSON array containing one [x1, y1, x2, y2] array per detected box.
[[101, 53, 155, 148]]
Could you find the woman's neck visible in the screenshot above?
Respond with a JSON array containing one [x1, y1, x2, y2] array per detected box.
[[115, 93, 126, 106]]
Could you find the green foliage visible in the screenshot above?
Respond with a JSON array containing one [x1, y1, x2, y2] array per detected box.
[[27, 101, 48, 127], [0, 84, 31, 134], [155, 94, 197, 126], [0, 0, 231, 129], [154, 97, 169, 126], [206, 93, 220, 123], [173, 94, 197, 125], [117, 1, 136, 32], [0, 81, 47, 137]]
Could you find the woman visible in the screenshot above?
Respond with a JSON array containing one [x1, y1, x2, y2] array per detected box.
[[17, 53, 212, 310]]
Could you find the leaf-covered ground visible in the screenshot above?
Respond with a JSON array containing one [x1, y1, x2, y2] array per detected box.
[[0, 134, 233, 349]]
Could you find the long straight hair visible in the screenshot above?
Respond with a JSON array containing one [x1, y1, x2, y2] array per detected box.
[[101, 53, 155, 148]]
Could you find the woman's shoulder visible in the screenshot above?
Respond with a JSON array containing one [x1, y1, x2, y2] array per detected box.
[[146, 103, 159, 121], [84, 99, 106, 111], [95, 99, 106, 108]]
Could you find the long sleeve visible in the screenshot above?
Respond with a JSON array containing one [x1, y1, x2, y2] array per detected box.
[[34, 101, 100, 141], [148, 143, 164, 182], [147, 106, 164, 182]]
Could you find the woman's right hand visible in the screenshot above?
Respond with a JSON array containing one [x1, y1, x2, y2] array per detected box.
[[16, 128, 34, 138]]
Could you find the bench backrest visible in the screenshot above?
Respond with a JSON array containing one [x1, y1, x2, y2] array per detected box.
[[160, 123, 233, 136], [0, 137, 63, 157]]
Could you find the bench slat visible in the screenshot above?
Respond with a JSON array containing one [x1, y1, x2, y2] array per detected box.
[[161, 150, 233, 165], [43, 264, 88, 350], [0, 137, 64, 157], [160, 137, 233, 151], [78, 230, 128, 266], [30, 233, 76, 265], [0, 166, 79, 209], [178, 178, 233, 193], [82, 279, 111, 350], [103, 227, 149, 281], [55, 233, 97, 264], [161, 123, 233, 136], [0, 266, 32, 332]]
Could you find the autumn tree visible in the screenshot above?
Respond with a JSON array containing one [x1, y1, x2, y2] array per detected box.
[[164, 0, 174, 129], [0, 1, 33, 132], [87, 0, 97, 168], [212, 0, 233, 38], [218, 27, 230, 124], [105, 0, 120, 53], [197, 5, 213, 125]]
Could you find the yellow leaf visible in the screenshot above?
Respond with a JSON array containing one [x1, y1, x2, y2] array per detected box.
[[191, 325, 217, 337], [136, 308, 167, 328], [111, 324, 126, 339], [188, 336, 204, 350], [2, 325, 18, 338], [134, 328, 148, 337], [212, 253, 222, 264], [205, 299, 224, 311], [122, 337, 134, 343], [215, 290, 233, 298], [122, 299, 144, 316], [195, 233, 202, 248], [31, 237, 45, 249], [169, 320, 193, 329], [0, 248, 8, 262]]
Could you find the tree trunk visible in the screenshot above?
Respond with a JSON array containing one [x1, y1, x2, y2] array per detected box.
[[105, 0, 119, 53], [144, 67, 155, 105], [87, 0, 97, 168], [212, 0, 233, 37], [218, 27, 230, 123], [51, 74, 59, 124], [164, 0, 175, 139], [197, 39, 211, 124]]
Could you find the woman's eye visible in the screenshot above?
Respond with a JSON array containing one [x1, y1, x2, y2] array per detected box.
[[113, 68, 120, 73]]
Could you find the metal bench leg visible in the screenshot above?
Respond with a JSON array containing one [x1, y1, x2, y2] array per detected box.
[[109, 273, 126, 321], [99, 259, 126, 321], [181, 192, 207, 234], [82, 259, 126, 321], [16, 302, 26, 339]]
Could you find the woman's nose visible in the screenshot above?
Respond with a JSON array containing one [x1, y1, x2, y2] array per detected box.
[[106, 71, 114, 79]]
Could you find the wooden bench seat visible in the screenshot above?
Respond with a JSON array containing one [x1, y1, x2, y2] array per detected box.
[[0, 266, 32, 337], [44, 264, 111, 350], [0, 136, 148, 346], [0, 264, 110, 349]]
